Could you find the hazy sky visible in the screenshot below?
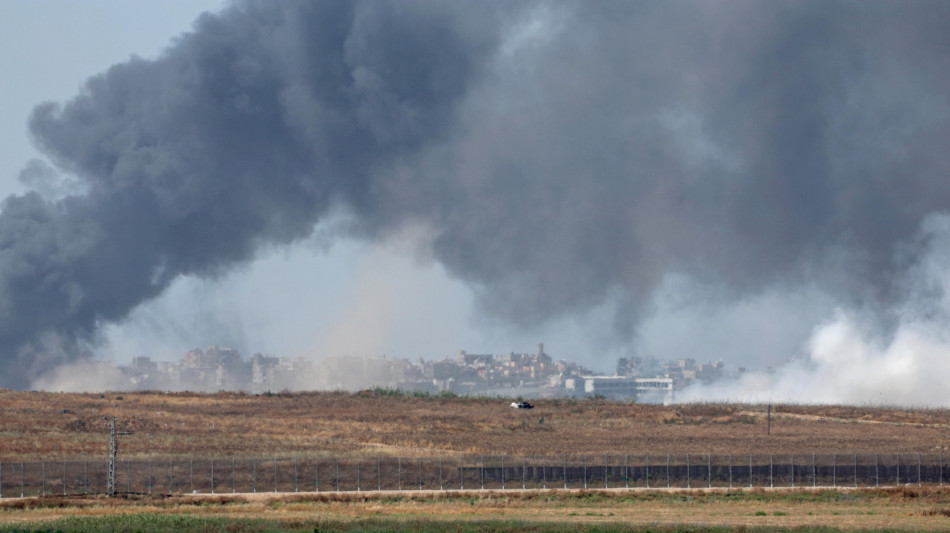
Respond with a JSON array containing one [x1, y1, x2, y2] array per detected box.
[[6, 1, 950, 403]]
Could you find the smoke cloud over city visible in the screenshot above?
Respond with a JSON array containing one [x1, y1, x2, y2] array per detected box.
[[6, 1, 950, 401]]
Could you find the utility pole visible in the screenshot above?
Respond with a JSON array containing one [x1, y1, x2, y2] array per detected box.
[[106, 417, 133, 497], [107, 418, 117, 497]]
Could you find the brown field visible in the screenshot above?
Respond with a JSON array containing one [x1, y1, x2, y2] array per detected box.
[[5, 389, 950, 530], [2, 388, 950, 460]]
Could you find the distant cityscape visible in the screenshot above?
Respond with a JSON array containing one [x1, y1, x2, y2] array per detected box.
[[107, 343, 732, 403]]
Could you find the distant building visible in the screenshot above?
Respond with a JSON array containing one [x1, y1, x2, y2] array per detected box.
[[130, 356, 157, 373], [456, 350, 493, 367], [110, 341, 733, 399], [566, 376, 638, 400], [183, 346, 241, 369], [634, 377, 674, 404], [251, 353, 279, 387]]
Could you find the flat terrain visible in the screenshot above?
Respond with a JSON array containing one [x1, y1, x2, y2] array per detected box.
[[4, 487, 950, 532], [6, 389, 950, 531], [1, 389, 949, 460]]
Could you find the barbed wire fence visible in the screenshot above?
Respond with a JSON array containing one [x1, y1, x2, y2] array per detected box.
[[1, 453, 948, 498]]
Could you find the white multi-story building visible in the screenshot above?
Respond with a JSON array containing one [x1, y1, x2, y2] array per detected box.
[[565, 375, 639, 400]]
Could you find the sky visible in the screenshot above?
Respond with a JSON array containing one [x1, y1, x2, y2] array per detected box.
[[1, 1, 223, 198], [5, 1, 950, 404]]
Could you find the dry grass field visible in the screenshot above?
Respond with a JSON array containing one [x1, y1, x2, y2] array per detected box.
[[1, 388, 949, 461], [5, 389, 950, 531]]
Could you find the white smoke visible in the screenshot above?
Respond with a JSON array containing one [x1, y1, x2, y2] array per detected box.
[[31, 359, 131, 393], [679, 213, 950, 406]]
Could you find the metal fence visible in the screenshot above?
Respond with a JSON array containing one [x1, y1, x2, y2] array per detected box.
[[1, 454, 946, 497]]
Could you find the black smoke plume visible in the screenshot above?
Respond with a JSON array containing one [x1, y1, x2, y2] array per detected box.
[[4, 1, 950, 388]]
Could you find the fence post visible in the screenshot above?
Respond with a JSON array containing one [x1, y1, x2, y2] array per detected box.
[[294, 458, 298, 493], [482, 456, 486, 490], [398, 457, 402, 491], [667, 454, 671, 489], [418, 458, 423, 491], [708, 454, 711, 488], [918, 454, 921, 487], [84, 460, 88, 495], [791, 455, 794, 489], [232, 458, 235, 494], [854, 455, 857, 488], [542, 456, 546, 489], [377, 457, 381, 491], [439, 457, 443, 491], [335, 458, 339, 493], [896, 454, 900, 486], [252, 459, 257, 493], [1, 461, 3, 499], [524, 455, 527, 490], [832, 454, 836, 487], [769, 455, 773, 489], [314, 458, 319, 492], [357, 460, 360, 492], [728, 455, 732, 489], [42, 461, 45, 496], [582, 455, 586, 489], [624, 455, 628, 489], [460, 456, 464, 491], [562, 455, 566, 490], [875, 454, 879, 487], [603, 454, 607, 489], [211, 458, 215, 494], [190, 457, 194, 493], [940, 455, 943, 486], [480, 456, 486, 491], [686, 454, 690, 489], [812, 454, 815, 488], [169, 459, 173, 494], [127, 460, 130, 494], [502, 455, 506, 490], [63, 460, 66, 496], [274, 458, 278, 493], [147, 458, 151, 495], [21, 462, 24, 498], [646, 455, 650, 489], [749, 454, 752, 488]]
